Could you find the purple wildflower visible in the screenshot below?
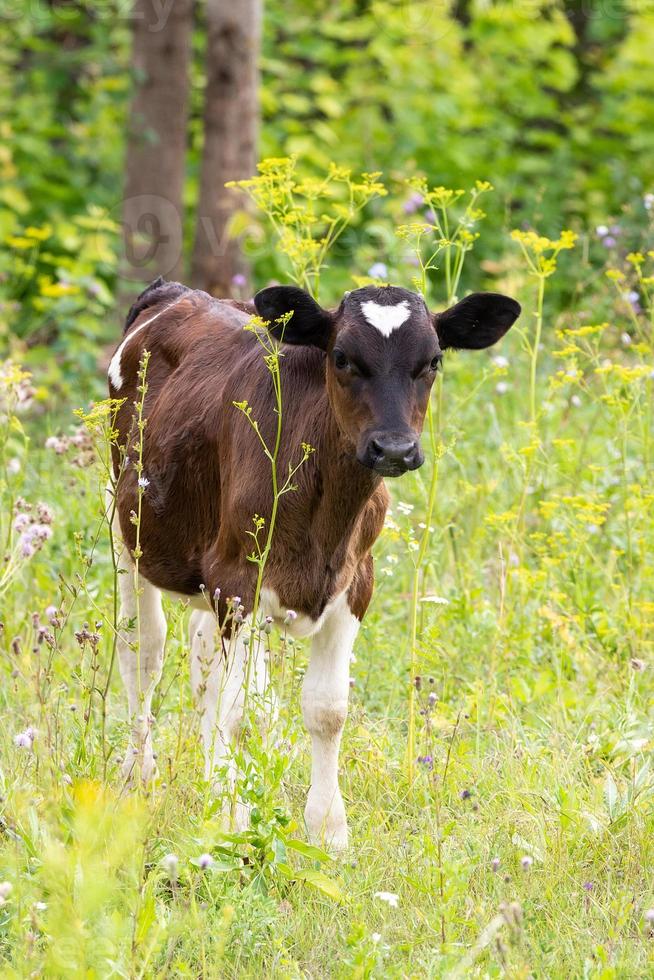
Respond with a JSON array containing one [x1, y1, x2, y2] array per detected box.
[[14, 727, 35, 749], [403, 192, 423, 214], [13, 513, 30, 533]]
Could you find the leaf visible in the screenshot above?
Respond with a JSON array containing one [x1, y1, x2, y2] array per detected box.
[[604, 774, 618, 819], [134, 888, 157, 946], [285, 839, 332, 863], [294, 868, 343, 902], [511, 833, 543, 862], [583, 810, 602, 834], [211, 860, 242, 872]]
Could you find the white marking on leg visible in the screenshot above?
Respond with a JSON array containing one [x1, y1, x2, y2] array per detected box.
[[189, 610, 271, 828], [113, 515, 167, 784], [108, 294, 184, 390], [360, 300, 411, 337], [302, 592, 358, 851]]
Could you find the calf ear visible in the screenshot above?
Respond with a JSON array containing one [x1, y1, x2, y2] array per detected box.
[[254, 285, 333, 350], [434, 292, 521, 350]]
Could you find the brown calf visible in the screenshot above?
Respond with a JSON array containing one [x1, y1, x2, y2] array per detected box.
[[108, 277, 520, 848]]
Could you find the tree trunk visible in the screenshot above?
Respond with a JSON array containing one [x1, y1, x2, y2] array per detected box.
[[190, 0, 261, 297], [122, 0, 193, 290]]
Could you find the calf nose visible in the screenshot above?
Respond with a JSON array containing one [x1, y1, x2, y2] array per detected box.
[[370, 436, 415, 463], [367, 435, 423, 476]]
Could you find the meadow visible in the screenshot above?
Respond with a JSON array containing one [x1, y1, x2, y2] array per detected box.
[[1, 167, 654, 978]]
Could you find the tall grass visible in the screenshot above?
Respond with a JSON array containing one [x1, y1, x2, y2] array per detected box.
[[1, 167, 654, 977]]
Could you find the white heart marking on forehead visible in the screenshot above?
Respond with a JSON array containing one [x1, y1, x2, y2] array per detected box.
[[360, 300, 411, 338]]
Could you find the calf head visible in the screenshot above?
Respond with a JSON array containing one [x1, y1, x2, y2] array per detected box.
[[254, 284, 520, 478]]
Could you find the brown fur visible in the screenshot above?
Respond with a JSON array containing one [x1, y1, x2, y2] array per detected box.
[[110, 280, 520, 625], [111, 287, 387, 622]]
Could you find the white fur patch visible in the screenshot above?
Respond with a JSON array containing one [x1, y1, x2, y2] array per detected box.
[[108, 295, 183, 390], [260, 586, 347, 639], [361, 300, 411, 337]]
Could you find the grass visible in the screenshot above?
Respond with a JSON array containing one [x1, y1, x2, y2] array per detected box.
[[2, 221, 654, 977]]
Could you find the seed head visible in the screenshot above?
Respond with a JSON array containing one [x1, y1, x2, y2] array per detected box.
[[161, 853, 179, 881]]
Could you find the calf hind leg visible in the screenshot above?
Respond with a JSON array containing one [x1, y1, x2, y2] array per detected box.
[[114, 523, 167, 785], [189, 610, 269, 828]]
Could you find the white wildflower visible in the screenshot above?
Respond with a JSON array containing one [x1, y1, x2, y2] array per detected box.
[[374, 891, 399, 907]]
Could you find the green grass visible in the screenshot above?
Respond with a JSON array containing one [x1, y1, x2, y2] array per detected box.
[[2, 243, 654, 978]]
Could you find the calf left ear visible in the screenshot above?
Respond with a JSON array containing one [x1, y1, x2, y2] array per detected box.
[[254, 285, 333, 350], [434, 292, 521, 350]]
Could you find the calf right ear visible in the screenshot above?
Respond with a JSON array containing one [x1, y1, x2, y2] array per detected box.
[[254, 286, 334, 350]]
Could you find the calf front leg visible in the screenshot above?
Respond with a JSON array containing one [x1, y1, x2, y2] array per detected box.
[[302, 593, 359, 851]]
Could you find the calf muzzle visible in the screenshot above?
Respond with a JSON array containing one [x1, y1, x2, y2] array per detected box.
[[358, 432, 424, 477]]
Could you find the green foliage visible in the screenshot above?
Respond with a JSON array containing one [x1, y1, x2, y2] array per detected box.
[[1, 0, 653, 388], [2, 1, 654, 974], [2, 171, 654, 975]]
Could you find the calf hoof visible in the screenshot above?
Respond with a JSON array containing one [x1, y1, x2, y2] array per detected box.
[[305, 796, 349, 853]]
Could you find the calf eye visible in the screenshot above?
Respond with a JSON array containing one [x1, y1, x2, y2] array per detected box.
[[415, 355, 442, 378], [333, 349, 349, 370]]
